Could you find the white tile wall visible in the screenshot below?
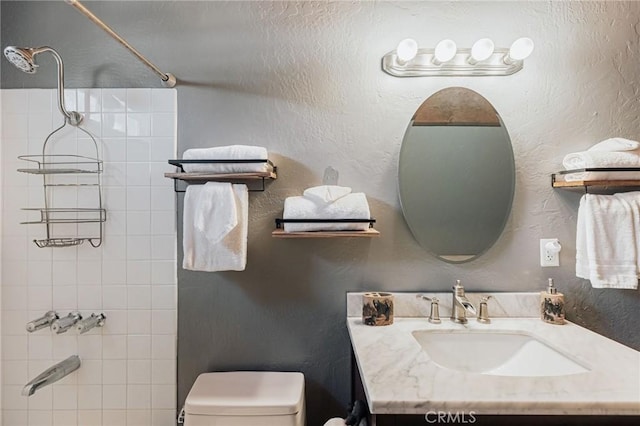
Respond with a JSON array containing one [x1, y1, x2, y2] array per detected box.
[[0, 82, 3, 424], [1, 88, 178, 426]]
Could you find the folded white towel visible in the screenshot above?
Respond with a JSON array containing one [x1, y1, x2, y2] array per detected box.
[[587, 137, 640, 152], [576, 193, 639, 289], [183, 183, 248, 271], [303, 185, 352, 204], [283, 193, 371, 232], [182, 145, 269, 174], [562, 150, 640, 171]]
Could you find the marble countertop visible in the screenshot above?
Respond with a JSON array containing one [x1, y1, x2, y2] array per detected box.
[[347, 292, 640, 415]]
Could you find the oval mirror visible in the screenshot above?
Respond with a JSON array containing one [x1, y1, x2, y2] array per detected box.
[[398, 87, 515, 263]]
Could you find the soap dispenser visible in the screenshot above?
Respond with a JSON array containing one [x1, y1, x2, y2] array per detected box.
[[540, 278, 565, 325]]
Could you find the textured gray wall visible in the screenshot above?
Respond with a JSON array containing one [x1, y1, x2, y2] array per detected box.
[[3, 1, 640, 424]]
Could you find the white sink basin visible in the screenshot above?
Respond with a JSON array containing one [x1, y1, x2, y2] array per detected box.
[[412, 330, 590, 377]]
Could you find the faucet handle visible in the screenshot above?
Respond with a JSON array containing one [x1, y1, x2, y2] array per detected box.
[[427, 297, 441, 324], [26, 311, 59, 333], [477, 295, 492, 324], [51, 312, 82, 334], [453, 279, 464, 294], [76, 313, 106, 334], [415, 295, 441, 324]]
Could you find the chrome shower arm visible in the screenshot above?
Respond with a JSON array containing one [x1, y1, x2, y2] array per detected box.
[[39, 47, 82, 125], [65, 0, 176, 87]]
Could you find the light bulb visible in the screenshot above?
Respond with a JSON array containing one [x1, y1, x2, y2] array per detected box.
[[469, 38, 495, 64], [504, 37, 534, 64], [396, 38, 418, 64], [433, 39, 457, 65]]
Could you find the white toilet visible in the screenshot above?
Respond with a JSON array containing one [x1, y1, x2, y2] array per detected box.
[[184, 371, 306, 426]]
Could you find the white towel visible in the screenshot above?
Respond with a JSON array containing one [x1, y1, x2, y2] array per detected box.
[[576, 195, 590, 280], [182, 145, 269, 174], [614, 192, 640, 281], [576, 193, 639, 289], [562, 150, 640, 171], [194, 182, 237, 244], [283, 193, 371, 232], [303, 185, 352, 204], [183, 183, 248, 271], [562, 137, 640, 179], [587, 137, 639, 152]]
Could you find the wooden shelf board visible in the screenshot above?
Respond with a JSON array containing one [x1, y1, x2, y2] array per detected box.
[[272, 228, 380, 238], [165, 171, 276, 181], [552, 179, 640, 189]]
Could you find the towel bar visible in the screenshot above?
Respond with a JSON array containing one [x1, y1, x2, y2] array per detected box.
[[171, 176, 271, 193]]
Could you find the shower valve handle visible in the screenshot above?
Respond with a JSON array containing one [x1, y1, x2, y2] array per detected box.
[[76, 313, 106, 334], [26, 311, 59, 333], [51, 312, 82, 334]]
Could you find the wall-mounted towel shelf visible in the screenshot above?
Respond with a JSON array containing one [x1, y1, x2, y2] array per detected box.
[[552, 168, 640, 192], [165, 159, 277, 192], [272, 218, 380, 238]]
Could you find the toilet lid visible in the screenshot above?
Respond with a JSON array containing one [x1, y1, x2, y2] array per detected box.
[[185, 371, 305, 416]]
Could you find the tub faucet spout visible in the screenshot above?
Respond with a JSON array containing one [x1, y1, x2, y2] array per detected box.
[[22, 355, 80, 396]]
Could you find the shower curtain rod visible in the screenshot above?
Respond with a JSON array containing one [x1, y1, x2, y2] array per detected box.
[[65, 0, 177, 87]]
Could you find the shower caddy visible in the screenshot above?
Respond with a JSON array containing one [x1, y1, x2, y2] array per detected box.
[[18, 123, 106, 248], [4, 45, 106, 248]]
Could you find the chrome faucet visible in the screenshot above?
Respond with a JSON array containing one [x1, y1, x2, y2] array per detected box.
[[22, 355, 81, 396], [451, 280, 477, 324]]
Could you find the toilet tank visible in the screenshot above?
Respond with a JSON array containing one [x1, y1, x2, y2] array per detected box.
[[184, 371, 306, 426]]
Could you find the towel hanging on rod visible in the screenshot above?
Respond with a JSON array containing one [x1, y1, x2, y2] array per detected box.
[[65, 0, 177, 87]]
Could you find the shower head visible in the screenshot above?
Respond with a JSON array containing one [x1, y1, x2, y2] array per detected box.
[[3, 46, 48, 74], [3, 45, 83, 125]]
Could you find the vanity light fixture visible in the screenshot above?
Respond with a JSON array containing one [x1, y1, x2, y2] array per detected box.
[[382, 37, 534, 77]]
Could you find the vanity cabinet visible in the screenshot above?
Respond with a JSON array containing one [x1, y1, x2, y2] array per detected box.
[[346, 292, 640, 426], [350, 364, 639, 426]]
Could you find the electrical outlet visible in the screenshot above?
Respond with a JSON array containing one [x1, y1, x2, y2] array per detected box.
[[540, 238, 560, 267]]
